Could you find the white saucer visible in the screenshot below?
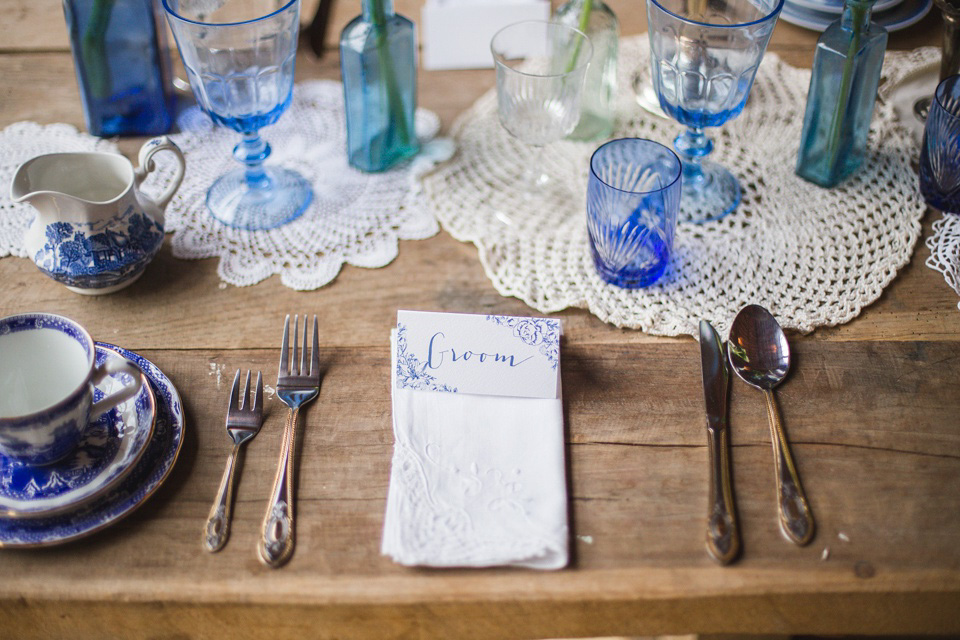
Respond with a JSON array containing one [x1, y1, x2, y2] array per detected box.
[[781, 0, 933, 32], [0, 346, 156, 518], [786, 0, 901, 15]]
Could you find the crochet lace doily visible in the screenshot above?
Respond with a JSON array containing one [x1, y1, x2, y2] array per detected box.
[[423, 37, 929, 337], [882, 47, 960, 312], [0, 81, 449, 290]]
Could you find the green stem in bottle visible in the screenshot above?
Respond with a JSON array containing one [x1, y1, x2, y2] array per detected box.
[[80, 0, 116, 100], [564, 0, 593, 74], [370, 0, 413, 151], [825, 2, 866, 173]]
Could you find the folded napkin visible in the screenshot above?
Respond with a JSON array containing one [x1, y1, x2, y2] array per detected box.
[[382, 330, 568, 569]]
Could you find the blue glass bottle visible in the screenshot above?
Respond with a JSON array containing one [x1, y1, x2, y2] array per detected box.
[[63, 0, 175, 137], [796, 0, 887, 187], [339, 0, 419, 172]]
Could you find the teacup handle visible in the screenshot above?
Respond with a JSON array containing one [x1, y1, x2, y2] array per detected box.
[[89, 358, 143, 421], [134, 136, 186, 214]]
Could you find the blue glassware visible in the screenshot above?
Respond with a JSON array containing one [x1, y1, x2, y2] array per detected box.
[[340, 0, 419, 172], [163, 0, 312, 231], [586, 138, 682, 288], [646, 0, 783, 224], [796, 0, 888, 188], [63, 0, 175, 137], [920, 75, 960, 214]]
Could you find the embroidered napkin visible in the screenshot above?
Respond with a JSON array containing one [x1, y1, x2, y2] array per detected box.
[[381, 313, 568, 569]]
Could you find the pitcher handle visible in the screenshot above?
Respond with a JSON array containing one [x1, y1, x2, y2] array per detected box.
[[135, 136, 186, 213]]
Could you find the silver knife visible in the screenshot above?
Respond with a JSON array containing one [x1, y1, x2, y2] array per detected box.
[[699, 319, 740, 565]]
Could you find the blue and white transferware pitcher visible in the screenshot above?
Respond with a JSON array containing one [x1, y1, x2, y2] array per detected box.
[[10, 137, 185, 295]]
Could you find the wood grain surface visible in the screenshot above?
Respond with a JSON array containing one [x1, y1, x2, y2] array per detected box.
[[0, 1, 957, 638]]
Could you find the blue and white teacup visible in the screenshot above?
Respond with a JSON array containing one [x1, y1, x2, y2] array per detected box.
[[0, 313, 142, 465]]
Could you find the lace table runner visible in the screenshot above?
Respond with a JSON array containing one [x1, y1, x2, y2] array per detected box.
[[422, 37, 929, 337], [0, 81, 451, 290]]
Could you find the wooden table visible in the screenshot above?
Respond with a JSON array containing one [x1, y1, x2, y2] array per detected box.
[[1, 2, 957, 638]]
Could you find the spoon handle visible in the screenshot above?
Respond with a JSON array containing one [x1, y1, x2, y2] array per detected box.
[[763, 389, 815, 546]]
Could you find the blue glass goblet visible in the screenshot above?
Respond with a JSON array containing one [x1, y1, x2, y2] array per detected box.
[[920, 75, 960, 214], [163, 0, 312, 230], [646, 0, 783, 224], [587, 138, 682, 288]]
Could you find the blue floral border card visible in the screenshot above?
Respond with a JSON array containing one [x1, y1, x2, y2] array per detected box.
[[395, 311, 560, 399]]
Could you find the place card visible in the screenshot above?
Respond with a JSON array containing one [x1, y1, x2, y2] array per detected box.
[[395, 310, 560, 399]]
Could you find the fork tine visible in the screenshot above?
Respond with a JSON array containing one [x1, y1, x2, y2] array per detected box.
[[279, 315, 290, 378], [253, 371, 264, 414], [291, 314, 300, 376], [300, 312, 308, 375], [311, 315, 319, 377], [241, 370, 252, 411], [228, 369, 241, 413]]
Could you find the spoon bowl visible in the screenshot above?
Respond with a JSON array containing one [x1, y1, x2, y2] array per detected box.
[[727, 304, 791, 390]]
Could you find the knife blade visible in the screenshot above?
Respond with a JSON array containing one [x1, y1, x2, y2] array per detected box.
[[699, 319, 740, 565]]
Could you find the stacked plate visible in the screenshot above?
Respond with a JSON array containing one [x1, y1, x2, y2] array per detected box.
[[780, 0, 933, 32], [0, 345, 184, 547]]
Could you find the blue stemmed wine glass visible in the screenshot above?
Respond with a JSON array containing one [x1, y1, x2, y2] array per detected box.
[[163, 0, 312, 230], [646, 0, 783, 223]]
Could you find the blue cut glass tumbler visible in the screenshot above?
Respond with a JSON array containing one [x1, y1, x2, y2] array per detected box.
[[587, 138, 682, 288], [163, 0, 312, 230], [646, 0, 783, 224], [920, 75, 960, 214]]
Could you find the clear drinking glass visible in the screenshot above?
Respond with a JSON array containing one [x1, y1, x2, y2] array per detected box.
[[920, 75, 960, 214], [163, 0, 312, 230], [587, 138, 681, 288], [490, 20, 592, 225], [647, 0, 783, 224]]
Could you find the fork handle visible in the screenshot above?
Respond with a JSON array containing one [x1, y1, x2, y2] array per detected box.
[[258, 407, 298, 567], [204, 442, 241, 553]]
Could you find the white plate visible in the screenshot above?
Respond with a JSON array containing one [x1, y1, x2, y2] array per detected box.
[[0, 346, 156, 518], [786, 0, 901, 14], [780, 0, 932, 32]]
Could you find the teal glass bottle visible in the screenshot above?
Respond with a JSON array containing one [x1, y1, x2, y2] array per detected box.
[[339, 0, 419, 172], [554, 0, 619, 141], [795, 0, 887, 187]]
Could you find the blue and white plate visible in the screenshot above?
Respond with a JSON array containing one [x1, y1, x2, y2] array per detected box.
[[786, 0, 901, 15], [0, 346, 157, 518], [0, 344, 184, 547], [781, 0, 932, 31]]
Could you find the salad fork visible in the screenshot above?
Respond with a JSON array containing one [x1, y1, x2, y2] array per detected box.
[[204, 369, 264, 552], [258, 314, 320, 567]]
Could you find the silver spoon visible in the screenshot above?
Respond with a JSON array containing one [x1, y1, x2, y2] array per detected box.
[[728, 305, 815, 546]]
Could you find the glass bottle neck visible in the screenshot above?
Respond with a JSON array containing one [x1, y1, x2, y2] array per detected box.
[[840, 0, 875, 31], [363, 0, 395, 22]]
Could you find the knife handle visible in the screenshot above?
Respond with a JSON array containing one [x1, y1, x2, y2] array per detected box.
[[706, 425, 740, 565], [763, 389, 815, 546]]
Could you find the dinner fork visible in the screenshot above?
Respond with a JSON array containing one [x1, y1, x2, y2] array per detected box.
[[204, 369, 264, 552], [258, 314, 320, 567]]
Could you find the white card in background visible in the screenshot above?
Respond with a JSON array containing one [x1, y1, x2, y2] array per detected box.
[[396, 310, 560, 399]]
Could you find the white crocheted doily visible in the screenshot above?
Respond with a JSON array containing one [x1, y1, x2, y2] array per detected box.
[[423, 37, 929, 337], [0, 81, 450, 290], [0, 123, 119, 259]]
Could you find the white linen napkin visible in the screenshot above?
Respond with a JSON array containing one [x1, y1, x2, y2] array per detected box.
[[382, 330, 568, 569]]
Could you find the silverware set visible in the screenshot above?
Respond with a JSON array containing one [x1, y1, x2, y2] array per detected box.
[[203, 314, 320, 568], [699, 305, 815, 565]]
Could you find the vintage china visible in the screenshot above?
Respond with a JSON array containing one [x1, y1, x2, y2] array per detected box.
[[9, 137, 185, 294], [0, 343, 184, 548], [786, 0, 901, 15], [0, 313, 142, 465], [780, 0, 932, 31], [0, 346, 157, 518]]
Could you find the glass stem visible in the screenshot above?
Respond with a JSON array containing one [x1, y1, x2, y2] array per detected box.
[[674, 126, 713, 186], [523, 145, 551, 191], [234, 131, 272, 190]]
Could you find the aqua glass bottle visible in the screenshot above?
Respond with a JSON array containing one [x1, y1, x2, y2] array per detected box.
[[554, 0, 619, 141], [340, 0, 419, 172], [795, 0, 887, 188]]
